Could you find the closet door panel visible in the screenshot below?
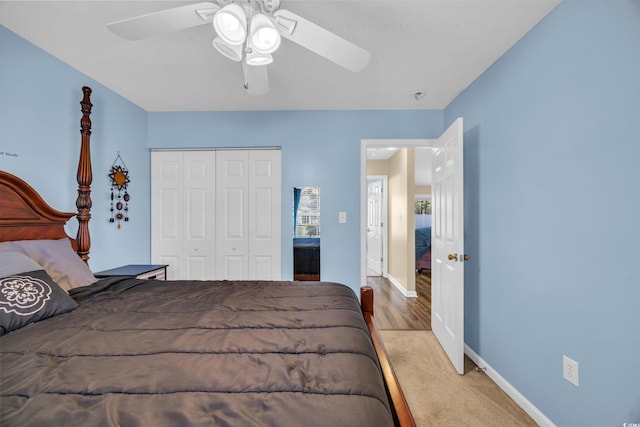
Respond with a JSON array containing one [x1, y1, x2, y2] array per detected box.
[[184, 151, 216, 279], [216, 151, 249, 279], [152, 151, 216, 280], [154, 149, 280, 281], [248, 150, 281, 280], [221, 255, 245, 280], [152, 152, 184, 280], [251, 255, 275, 280], [222, 188, 246, 240], [186, 256, 208, 280], [161, 188, 181, 239]]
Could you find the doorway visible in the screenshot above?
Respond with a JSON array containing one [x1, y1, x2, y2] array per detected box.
[[361, 140, 432, 296], [364, 143, 432, 328], [362, 118, 466, 375]]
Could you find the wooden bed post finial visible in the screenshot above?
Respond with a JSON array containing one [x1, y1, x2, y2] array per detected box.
[[76, 86, 93, 263]]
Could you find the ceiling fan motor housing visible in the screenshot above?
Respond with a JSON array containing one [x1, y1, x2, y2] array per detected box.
[[217, 0, 280, 14], [262, 0, 280, 14]]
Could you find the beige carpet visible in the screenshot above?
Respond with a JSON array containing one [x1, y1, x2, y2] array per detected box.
[[379, 330, 538, 427]]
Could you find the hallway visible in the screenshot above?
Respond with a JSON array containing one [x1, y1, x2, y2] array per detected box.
[[366, 271, 431, 330]]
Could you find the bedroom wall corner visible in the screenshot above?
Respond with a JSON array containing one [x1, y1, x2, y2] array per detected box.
[[0, 25, 151, 272]]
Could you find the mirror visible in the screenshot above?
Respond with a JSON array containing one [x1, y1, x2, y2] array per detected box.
[[293, 187, 320, 280]]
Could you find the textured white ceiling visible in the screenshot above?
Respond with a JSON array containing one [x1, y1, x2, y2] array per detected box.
[[0, 0, 560, 112]]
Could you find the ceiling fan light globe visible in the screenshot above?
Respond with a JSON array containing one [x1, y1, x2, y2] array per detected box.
[[212, 37, 242, 62], [213, 4, 247, 46], [252, 27, 280, 53], [250, 14, 281, 54], [222, 14, 240, 32], [246, 51, 273, 66]]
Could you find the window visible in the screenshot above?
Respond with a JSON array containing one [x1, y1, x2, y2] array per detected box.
[[294, 187, 320, 237], [415, 199, 432, 215]]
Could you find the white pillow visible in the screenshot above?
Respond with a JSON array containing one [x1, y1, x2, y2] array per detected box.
[[0, 252, 42, 278], [0, 238, 97, 291]]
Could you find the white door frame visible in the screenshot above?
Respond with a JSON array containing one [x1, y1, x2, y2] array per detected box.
[[360, 139, 431, 286]]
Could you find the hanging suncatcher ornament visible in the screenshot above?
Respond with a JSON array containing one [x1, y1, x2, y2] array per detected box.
[[109, 152, 131, 229]]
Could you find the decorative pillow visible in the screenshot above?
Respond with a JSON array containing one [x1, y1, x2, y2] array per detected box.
[[0, 252, 42, 278], [0, 238, 97, 291], [0, 269, 78, 336]]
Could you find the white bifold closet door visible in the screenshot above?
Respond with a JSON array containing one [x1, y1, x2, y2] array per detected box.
[[151, 150, 216, 280], [151, 149, 281, 281]]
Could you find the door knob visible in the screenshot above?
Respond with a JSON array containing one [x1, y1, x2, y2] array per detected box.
[[463, 254, 470, 261], [448, 253, 458, 261]]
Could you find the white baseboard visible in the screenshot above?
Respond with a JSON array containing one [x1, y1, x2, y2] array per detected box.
[[464, 344, 556, 427], [386, 274, 418, 298]]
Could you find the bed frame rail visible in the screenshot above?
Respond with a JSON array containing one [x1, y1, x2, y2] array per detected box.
[[361, 286, 417, 427]]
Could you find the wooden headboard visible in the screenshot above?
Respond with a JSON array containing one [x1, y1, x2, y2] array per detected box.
[[0, 87, 93, 261], [0, 171, 76, 246]]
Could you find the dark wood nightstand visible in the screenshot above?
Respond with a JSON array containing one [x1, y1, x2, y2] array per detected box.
[[94, 264, 168, 280]]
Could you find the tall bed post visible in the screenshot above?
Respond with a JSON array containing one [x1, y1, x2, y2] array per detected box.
[[76, 86, 93, 262]]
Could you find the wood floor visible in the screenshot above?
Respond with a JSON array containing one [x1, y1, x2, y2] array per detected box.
[[366, 270, 431, 330]]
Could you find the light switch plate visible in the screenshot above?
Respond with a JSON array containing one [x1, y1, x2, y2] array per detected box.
[[339, 211, 347, 223]]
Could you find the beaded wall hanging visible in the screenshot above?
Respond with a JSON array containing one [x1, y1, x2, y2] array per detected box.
[[108, 152, 131, 229]]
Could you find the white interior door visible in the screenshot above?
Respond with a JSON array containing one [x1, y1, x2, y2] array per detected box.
[[248, 150, 281, 280], [367, 178, 384, 275], [431, 118, 465, 375]]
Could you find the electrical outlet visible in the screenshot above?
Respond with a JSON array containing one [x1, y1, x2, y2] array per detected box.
[[563, 355, 579, 387]]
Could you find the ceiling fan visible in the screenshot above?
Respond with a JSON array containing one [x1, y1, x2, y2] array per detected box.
[[107, 0, 371, 95]]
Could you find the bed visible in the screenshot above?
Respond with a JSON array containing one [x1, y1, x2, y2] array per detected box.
[[415, 227, 432, 272], [0, 87, 415, 426]]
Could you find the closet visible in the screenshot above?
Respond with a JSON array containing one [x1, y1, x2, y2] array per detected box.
[[151, 149, 281, 280]]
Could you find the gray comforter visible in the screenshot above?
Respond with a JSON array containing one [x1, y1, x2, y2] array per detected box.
[[0, 279, 393, 426]]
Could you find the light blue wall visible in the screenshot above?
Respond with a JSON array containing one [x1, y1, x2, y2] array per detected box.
[[5, 1, 638, 423], [148, 110, 444, 289], [1, 24, 444, 293], [445, 1, 640, 426], [1, 26, 150, 272]]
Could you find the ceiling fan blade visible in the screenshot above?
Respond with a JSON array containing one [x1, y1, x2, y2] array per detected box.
[[107, 2, 219, 41], [273, 9, 371, 72], [243, 64, 269, 96]]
